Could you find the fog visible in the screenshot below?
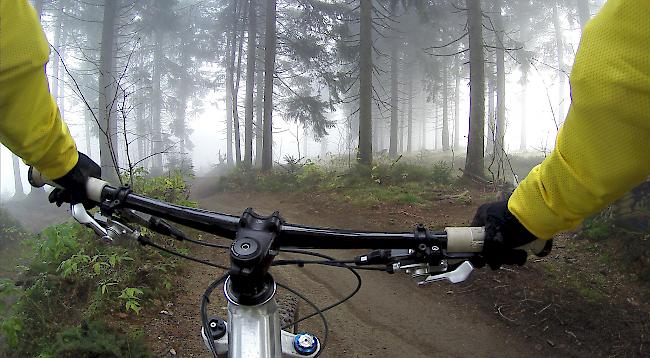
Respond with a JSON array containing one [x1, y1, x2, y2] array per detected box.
[[0, 0, 605, 197]]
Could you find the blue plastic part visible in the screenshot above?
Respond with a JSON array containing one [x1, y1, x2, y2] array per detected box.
[[293, 333, 319, 355]]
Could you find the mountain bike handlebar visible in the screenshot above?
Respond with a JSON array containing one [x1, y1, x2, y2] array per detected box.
[[28, 167, 551, 357], [28, 168, 489, 252]]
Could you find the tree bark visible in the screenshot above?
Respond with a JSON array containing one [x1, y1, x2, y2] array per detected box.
[[254, 58, 265, 167], [552, 1, 566, 124], [407, 72, 413, 153], [254, 1, 266, 167], [399, 86, 404, 153], [495, 0, 506, 176], [85, 106, 93, 157], [175, 81, 189, 153], [389, 36, 399, 157], [175, 35, 191, 154], [520, 80, 527, 151], [357, 0, 373, 165], [464, 0, 485, 179], [486, 70, 495, 156], [442, 59, 449, 151], [261, 0, 276, 171], [98, 0, 120, 184], [225, 35, 234, 165], [225, 0, 241, 165], [233, 14, 245, 165], [151, 25, 164, 174], [454, 54, 460, 150], [58, 28, 67, 119], [51, 2, 62, 106], [244, 0, 257, 167], [136, 92, 145, 162]]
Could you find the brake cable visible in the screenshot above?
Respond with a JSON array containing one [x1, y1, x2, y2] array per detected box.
[[137, 235, 229, 270]]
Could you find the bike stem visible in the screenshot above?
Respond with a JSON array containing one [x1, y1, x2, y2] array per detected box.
[[227, 208, 283, 305]]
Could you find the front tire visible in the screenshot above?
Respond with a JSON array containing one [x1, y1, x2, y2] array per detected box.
[[276, 294, 299, 333]]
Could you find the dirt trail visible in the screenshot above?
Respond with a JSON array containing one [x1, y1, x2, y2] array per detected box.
[[146, 178, 561, 358]]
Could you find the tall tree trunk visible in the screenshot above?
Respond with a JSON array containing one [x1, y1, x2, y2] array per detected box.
[[520, 80, 528, 151], [575, 0, 590, 30], [151, 25, 164, 174], [486, 52, 495, 157], [454, 53, 460, 150], [175, 38, 191, 155], [518, 5, 532, 153], [225, 35, 234, 165], [12, 154, 24, 198], [84, 107, 93, 157], [420, 95, 426, 150], [399, 89, 404, 154], [495, 0, 506, 177], [442, 60, 450, 151], [431, 93, 437, 150], [58, 28, 67, 119], [51, 2, 62, 105], [552, 1, 566, 125], [136, 93, 145, 162], [233, 18, 245, 165], [464, 0, 485, 179], [407, 73, 413, 153], [371, 108, 379, 153], [254, 1, 266, 167], [254, 52, 264, 167], [357, 0, 373, 165], [98, 0, 119, 184], [175, 86, 189, 153], [244, 0, 257, 167], [389, 37, 399, 157], [261, 0, 276, 171]]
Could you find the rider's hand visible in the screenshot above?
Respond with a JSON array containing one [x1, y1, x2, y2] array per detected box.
[[49, 152, 101, 208], [470, 200, 538, 270]]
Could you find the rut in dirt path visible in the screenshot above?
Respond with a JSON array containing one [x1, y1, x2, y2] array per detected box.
[[145, 180, 561, 358]]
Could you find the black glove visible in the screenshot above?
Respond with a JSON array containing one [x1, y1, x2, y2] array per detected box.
[[49, 152, 102, 208], [470, 200, 538, 270]]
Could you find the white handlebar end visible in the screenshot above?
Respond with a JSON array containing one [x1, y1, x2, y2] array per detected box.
[[86, 177, 109, 203], [445, 227, 485, 253]]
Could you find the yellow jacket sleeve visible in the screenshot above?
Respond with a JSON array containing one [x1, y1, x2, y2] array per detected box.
[[0, 0, 78, 180], [508, 0, 650, 239]]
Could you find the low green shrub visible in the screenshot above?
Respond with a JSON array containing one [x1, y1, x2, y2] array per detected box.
[[1, 169, 196, 357], [216, 160, 457, 207], [47, 320, 153, 358], [123, 167, 196, 207]]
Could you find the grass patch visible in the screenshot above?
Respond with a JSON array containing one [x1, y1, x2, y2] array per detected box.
[[217, 159, 458, 207]]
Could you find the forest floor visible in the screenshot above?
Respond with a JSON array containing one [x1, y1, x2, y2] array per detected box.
[[141, 176, 650, 358]]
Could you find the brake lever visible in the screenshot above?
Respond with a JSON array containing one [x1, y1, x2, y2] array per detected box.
[[71, 203, 111, 242], [417, 261, 474, 285]]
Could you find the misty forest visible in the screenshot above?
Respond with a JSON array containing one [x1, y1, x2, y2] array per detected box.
[[1, 0, 649, 357]]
